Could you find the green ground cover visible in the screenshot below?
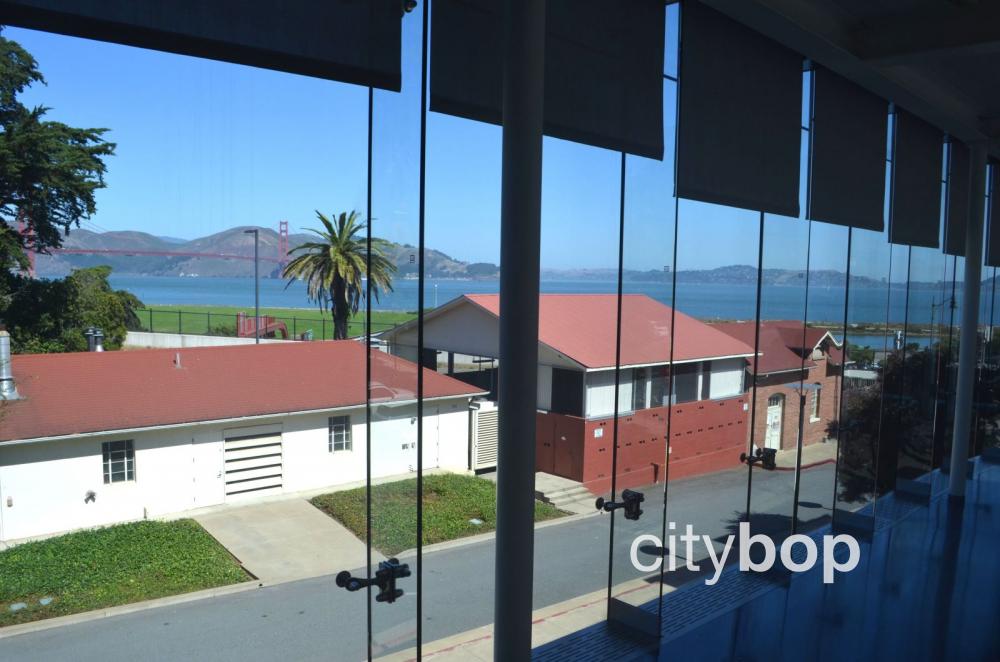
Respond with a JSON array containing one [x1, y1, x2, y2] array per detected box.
[[0, 520, 248, 627], [311, 474, 568, 556], [135, 304, 414, 340]]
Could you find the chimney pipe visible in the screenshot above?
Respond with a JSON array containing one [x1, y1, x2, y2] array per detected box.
[[85, 326, 95, 352], [93, 328, 104, 352], [0, 330, 19, 400]]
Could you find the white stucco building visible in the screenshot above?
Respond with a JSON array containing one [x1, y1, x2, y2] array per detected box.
[[0, 341, 484, 544]]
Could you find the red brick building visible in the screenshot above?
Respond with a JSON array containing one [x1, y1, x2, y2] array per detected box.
[[712, 321, 845, 453], [383, 294, 756, 493]]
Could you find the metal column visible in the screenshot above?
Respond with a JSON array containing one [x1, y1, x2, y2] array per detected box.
[[949, 143, 988, 498], [494, 1, 545, 660]]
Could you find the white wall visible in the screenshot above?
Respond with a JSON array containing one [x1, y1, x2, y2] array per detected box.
[[585, 369, 633, 419], [0, 398, 472, 543], [387, 301, 581, 371], [708, 358, 745, 399], [537, 365, 553, 411], [391, 302, 499, 358], [0, 426, 225, 543], [126, 331, 292, 349]]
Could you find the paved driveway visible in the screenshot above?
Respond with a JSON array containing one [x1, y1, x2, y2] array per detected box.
[[195, 498, 373, 584]]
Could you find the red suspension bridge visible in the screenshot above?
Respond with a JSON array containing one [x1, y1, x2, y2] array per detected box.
[[17, 220, 291, 278]]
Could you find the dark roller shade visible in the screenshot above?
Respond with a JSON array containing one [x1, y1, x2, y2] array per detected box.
[[430, 0, 665, 159], [889, 110, 943, 248], [987, 164, 1000, 267], [944, 140, 971, 256], [0, 0, 402, 91], [676, 0, 802, 217], [808, 67, 887, 231]]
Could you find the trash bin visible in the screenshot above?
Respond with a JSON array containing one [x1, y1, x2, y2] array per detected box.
[[760, 447, 777, 470]]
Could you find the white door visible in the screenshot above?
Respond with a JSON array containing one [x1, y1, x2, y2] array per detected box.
[[765, 394, 784, 450], [425, 406, 440, 468], [371, 405, 418, 478]]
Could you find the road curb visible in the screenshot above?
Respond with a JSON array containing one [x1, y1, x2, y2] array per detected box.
[[0, 580, 263, 640], [772, 458, 836, 472]]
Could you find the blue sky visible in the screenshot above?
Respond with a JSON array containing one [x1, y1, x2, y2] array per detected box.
[[7, 16, 898, 277]]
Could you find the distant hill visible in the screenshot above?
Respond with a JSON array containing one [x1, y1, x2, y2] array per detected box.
[[543, 265, 902, 289], [33, 227, 968, 290], [157, 235, 188, 244], [34, 227, 502, 280]]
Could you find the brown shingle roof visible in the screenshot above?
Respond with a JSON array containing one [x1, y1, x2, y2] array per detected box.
[[712, 320, 840, 375], [464, 294, 755, 369], [2, 341, 484, 443]]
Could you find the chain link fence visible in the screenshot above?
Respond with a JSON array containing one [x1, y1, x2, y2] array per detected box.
[[132, 309, 398, 341]]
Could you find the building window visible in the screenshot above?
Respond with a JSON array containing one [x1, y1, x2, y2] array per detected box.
[[551, 368, 584, 416], [811, 385, 822, 421], [632, 368, 648, 411], [672, 363, 699, 404], [650, 366, 668, 407], [102, 440, 135, 484], [329, 415, 352, 452]]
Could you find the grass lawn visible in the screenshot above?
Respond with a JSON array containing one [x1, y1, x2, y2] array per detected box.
[[136, 304, 414, 340], [311, 473, 568, 556], [0, 520, 249, 627]]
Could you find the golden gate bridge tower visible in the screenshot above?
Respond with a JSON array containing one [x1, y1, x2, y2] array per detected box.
[[278, 220, 290, 269]]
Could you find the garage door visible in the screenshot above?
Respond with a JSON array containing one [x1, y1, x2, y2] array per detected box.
[[224, 432, 282, 499]]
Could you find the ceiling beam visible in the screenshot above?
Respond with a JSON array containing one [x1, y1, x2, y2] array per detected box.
[[698, 0, 998, 161], [852, 4, 1000, 65]]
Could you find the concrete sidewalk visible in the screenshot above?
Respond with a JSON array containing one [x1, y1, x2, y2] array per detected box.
[[195, 498, 374, 584], [774, 440, 838, 470], [379, 576, 668, 661]]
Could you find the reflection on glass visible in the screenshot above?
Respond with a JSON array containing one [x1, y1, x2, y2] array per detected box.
[[534, 133, 619, 640], [368, 6, 424, 657], [744, 213, 809, 541], [975, 257, 1000, 456], [1, 25, 372, 660], [606, 84, 677, 626], [894, 246, 948, 488], [667, 198, 760, 578], [933, 256, 962, 472], [833, 227, 893, 530]]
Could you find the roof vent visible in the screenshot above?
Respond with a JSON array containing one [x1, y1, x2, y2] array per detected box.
[[0, 330, 19, 400], [174, 352, 182, 369], [84, 327, 105, 352]]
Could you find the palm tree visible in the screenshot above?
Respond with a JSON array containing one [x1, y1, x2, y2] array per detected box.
[[282, 210, 395, 340]]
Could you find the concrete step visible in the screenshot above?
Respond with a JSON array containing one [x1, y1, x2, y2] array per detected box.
[[540, 486, 593, 505], [534, 473, 596, 514]]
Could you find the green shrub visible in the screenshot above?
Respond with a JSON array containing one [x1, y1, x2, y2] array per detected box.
[[311, 473, 566, 556], [0, 519, 247, 626]]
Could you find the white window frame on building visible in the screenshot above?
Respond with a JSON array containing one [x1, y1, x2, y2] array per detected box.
[[102, 439, 135, 484], [329, 415, 352, 452], [810, 383, 822, 422]]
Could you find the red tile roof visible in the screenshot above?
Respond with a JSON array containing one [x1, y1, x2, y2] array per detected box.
[[464, 294, 755, 369], [1, 341, 484, 443], [711, 320, 841, 375]]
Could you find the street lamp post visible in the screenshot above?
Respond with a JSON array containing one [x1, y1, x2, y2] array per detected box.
[[244, 229, 260, 344]]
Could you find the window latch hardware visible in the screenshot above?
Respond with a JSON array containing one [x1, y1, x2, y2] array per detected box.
[[595, 489, 644, 521], [336, 558, 411, 604]]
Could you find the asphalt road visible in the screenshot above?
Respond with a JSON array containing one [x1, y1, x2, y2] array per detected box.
[[1, 464, 837, 662]]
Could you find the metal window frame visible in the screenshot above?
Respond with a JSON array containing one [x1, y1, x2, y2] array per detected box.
[[101, 439, 135, 484], [328, 415, 352, 453]]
